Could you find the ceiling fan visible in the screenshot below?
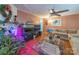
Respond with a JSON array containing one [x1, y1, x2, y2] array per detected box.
[[50, 8, 69, 16]]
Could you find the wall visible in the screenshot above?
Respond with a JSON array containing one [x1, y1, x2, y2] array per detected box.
[[43, 18, 47, 32], [47, 14, 79, 29], [17, 10, 79, 30], [17, 10, 40, 24]]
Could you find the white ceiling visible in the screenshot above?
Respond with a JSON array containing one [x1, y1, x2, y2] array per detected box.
[[15, 4, 79, 18]]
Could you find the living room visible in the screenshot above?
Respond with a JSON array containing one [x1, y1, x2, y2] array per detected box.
[[0, 4, 79, 55]]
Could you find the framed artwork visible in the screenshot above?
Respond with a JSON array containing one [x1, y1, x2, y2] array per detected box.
[[52, 19, 62, 26]]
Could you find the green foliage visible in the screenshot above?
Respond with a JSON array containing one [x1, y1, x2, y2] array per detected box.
[[0, 35, 25, 55], [0, 4, 5, 11], [0, 4, 7, 17], [0, 47, 9, 55]]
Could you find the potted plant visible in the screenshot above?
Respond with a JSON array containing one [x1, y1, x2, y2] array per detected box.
[[0, 35, 25, 55]]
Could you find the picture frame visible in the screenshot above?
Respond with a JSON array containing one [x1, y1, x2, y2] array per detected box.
[[52, 19, 62, 26]]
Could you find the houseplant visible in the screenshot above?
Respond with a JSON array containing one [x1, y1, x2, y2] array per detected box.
[[0, 35, 25, 55]]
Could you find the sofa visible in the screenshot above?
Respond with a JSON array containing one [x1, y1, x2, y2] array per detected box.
[[47, 29, 79, 55]]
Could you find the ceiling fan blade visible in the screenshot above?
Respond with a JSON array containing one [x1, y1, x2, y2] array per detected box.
[[50, 13, 61, 16], [56, 9, 69, 13], [54, 13, 61, 16]]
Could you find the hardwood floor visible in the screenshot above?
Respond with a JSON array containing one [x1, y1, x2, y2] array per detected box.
[[61, 40, 74, 55]]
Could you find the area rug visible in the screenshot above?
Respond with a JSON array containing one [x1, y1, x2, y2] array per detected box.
[[17, 39, 40, 55]]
